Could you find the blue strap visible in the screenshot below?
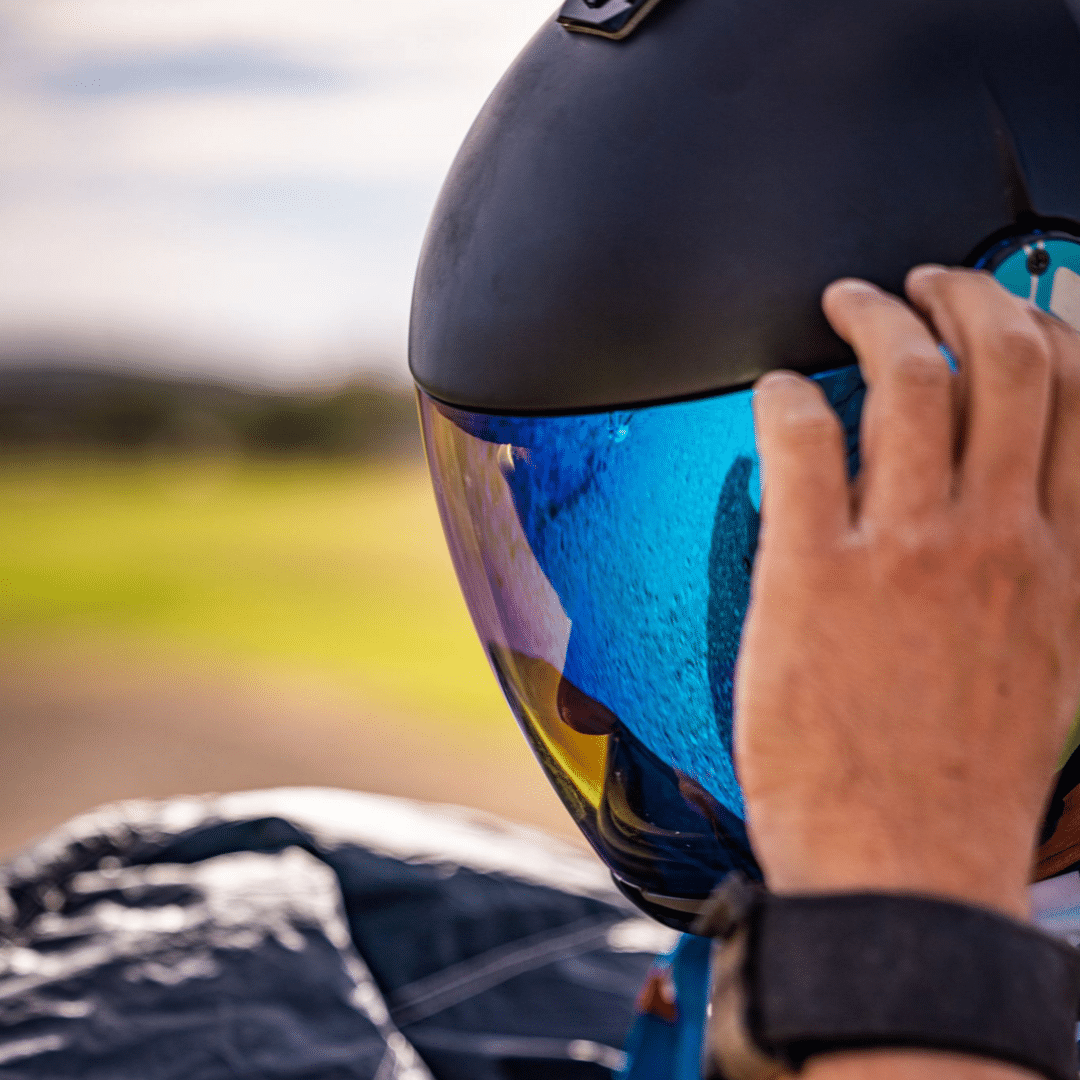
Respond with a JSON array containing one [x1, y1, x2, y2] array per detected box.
[[621, 933, 712, 1080]]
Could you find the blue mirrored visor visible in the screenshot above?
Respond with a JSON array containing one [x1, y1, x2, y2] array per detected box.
[[419, 370, 866, 925]]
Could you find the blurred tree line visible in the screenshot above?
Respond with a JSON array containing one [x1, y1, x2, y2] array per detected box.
[[0, 367, 421, 458]]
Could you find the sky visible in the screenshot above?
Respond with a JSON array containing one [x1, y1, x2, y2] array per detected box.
[[0, 0, 557, 386]]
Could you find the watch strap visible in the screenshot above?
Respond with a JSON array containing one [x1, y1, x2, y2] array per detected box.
[[698, 881, 1080, 1080]]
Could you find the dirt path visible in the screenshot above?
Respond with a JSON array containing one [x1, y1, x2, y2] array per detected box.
[[0, 646, 587, 860]]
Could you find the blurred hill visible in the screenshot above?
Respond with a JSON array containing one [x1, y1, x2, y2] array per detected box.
[[0, 356, 571, 854], [0, 363, 421, 457]]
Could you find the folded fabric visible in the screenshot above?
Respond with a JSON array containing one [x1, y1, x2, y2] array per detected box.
[[0, 788, 677, 1080]]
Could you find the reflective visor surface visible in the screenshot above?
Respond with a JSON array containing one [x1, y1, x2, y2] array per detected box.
[[419, 371, 866, 920]]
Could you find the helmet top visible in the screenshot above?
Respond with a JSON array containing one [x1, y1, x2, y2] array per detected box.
[[410, 0, 1080, 414]]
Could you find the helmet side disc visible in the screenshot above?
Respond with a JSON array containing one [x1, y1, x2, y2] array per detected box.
[[981, 233, 1080, 332]]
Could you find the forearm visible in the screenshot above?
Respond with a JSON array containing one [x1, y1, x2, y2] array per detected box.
[[736, 268, 1080, 1080], [806, 1051, 1040, 1080]]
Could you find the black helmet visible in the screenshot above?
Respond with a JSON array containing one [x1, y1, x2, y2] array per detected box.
[[411, 0, 1080, 929]]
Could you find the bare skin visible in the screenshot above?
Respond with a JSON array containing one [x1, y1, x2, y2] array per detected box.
[[738, 265, 1080, 1080]]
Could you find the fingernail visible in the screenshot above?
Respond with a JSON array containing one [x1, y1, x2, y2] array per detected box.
[[906, 264, 947, 290], [753, 373, 791, 416], [753, 370, 803, 392], [823, 278, 879, 300]]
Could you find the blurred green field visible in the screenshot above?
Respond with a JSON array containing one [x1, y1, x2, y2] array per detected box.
[[0, 456, 507, 727]]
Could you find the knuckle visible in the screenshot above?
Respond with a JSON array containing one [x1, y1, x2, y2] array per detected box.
[[895, 521, 952, 563], [967, 514, 1044, 578], [989, 321, 1052, 384], [869, 520, 949, 567], [987, 526, 1039, 566], [864, 522, 954, 593], [774, 409, 838, 448], [1037, 306, 1080, 372], [1032, 305, 1074, 339], [906, 265, 951, 299], [890, 348, 951, 390], [869, 513, 1046, 597], [914, 266, 985, 303]]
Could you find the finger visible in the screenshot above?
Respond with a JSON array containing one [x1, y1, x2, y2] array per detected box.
[[823, 278, 956, 521], [752, 371, 850, 546], [906, 266, 1053, 509], [903, 266, 972, 438], [1038, 310, 1080, 538]]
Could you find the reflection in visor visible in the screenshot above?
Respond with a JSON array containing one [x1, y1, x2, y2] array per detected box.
[[419, 370, 865, 926]]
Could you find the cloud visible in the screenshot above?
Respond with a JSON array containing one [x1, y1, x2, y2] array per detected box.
[[43, 44, 354, 98], [0, 177, 431, 375], [0, 0, 559, 384]]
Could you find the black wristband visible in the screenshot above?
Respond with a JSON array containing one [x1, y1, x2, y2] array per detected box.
[[696, 878, 1080, 1080]]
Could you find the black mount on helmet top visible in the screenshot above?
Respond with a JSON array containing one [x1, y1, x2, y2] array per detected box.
[[410, 0, 1080, 415], [556, 0, 667, 40]]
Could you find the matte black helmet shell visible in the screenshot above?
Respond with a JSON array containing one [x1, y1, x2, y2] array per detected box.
[[410, 0, 1080, 413]]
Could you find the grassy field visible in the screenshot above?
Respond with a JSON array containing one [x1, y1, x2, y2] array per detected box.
[[0, 455, 508, 727]]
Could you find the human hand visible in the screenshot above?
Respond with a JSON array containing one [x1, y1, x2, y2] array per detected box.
[[736, 266, 1080, 922]]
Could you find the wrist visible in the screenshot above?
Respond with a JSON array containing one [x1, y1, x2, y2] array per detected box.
[[805, 1050, 1044, 1080], [763, 854, 1032, 923], [748, 805, 1033, 921]]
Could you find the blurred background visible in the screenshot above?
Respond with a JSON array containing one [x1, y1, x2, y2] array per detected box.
[[0, 0, 582, 856]]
